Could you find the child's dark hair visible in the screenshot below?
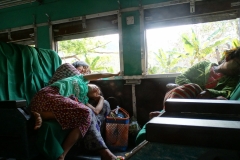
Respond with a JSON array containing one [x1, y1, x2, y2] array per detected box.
[[218, 47, 240, 64]]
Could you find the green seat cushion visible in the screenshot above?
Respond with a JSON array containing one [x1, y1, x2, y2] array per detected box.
[[135, 124, 147, 146], [230, 83, 240, 100]]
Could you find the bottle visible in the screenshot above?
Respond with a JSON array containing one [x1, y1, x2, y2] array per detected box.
[[117, 111, 125, 118]]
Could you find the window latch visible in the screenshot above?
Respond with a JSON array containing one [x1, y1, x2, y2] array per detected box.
[[190, 0, 195, 13], [45, 13, 51, 27], [8, 29, 12, 41], [82, 16, 87, 29]]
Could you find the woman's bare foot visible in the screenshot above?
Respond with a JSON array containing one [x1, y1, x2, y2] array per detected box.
[[32, 111, 42, 130], [149, 111, 161, 120], [58, 154, 65, 160], [99, 149, 117, 160]]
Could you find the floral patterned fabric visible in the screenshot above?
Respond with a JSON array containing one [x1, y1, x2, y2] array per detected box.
[[50, 75, 89, 104], [30, 86, 91, 137], [31, 62, 110, 152], [48, 63, 80, 85], [34, 63, 111, 152], [83, 109, 108, 151], [77, 100, 111, 151]]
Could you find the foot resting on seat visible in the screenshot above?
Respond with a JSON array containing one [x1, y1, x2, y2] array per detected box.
[[32, 111, 42, 130], [100, 149, 123, 160]]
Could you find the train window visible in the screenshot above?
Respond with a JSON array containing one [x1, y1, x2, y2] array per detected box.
[[144, 0, 240, 74], [53, 14, 119, 73], [57, 34, 120, 73], [0, 28, 35, 46], [146, 19, 239, 74]]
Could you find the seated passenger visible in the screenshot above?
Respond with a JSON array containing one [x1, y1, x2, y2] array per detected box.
[[87, 84, 111, 134], [30, 63, 120, 160], [136, 47, 240, 145], [72, 61, 111, 134], [72, 60, 91, 74]]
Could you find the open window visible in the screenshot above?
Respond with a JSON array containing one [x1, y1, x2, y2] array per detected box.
[[0, 28, 35, 46], [53, 14, 120, 73], [145, 0, 240, 74]]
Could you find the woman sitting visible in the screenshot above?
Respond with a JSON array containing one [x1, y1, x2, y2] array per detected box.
[[72, 61, 111, 134], [31, 63, 119, 160]]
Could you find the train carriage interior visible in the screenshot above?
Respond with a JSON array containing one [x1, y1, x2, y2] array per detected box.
[[1, 0, 240, 159]]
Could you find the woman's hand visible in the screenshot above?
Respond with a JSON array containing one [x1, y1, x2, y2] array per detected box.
[[114, 71, 121, 76], [149, 111, 161, 120], [196, 90, 211, 99], [166, 83, 179, 90], [86, 96, 104, 115]]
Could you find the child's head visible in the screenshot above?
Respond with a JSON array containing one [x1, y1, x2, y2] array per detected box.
[[87, 84, 102, 100]]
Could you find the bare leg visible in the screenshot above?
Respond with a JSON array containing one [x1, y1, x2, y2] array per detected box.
[[59, 128, 82, 160], [99, 149, 117, 160], [32, 112, 82, 160]]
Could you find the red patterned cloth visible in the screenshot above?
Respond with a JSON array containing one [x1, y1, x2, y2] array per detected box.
[[205, 67, 223, 89], [48, 63, 80, 85], [30, 86, 91, 137], [163, 83, 203, 109]]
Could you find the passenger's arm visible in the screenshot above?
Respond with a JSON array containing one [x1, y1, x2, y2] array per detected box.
[[175, 61, 210, 85], [83, 72, 119, 81], [86, 96, 104, 115]]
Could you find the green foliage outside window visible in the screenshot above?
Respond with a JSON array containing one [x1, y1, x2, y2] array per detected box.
[[58, 36, 118, 73], [147, 19, 240, 74]]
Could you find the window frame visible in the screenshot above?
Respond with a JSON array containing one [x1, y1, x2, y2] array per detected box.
[[143, 0, 240, 75], [0, 27, 35, 46]]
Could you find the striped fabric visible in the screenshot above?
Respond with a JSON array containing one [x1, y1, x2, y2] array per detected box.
[[163, 83, 203, 109]]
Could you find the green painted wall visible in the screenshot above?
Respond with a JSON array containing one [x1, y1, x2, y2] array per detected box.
[[122, 11, 142, 75], [37, 26, 51, 49], [0, 0, 170, 76]]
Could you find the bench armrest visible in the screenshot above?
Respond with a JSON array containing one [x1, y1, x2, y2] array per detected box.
[[146, 117, 240, 150], [0, 100, 27, 108], [165, 99, 240, 114]]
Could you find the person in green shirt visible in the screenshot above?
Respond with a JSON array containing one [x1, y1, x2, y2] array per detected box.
[[30, 68, 119, 160], [72, 61, 111, 135]]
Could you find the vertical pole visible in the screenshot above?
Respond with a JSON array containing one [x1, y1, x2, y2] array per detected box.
[[33, 14, 38, 47], [118, 11, 124, 75], [139, 7, 147, 75], [132, 84, 137, 118], [49, 25, 54, 50]]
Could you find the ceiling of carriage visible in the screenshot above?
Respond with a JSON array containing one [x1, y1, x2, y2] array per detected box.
[[0, 0, 239, 45]]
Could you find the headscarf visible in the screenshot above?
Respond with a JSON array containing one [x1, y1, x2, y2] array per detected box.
[[72, 61, 89, 68]]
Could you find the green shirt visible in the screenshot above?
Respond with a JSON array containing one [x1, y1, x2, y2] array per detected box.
[[175, 61, 239, 98], [50, 75, 89, 104]]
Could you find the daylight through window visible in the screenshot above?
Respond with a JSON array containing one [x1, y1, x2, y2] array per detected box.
[[146, 19, 240, 75], [57, 34, 120, 73]]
